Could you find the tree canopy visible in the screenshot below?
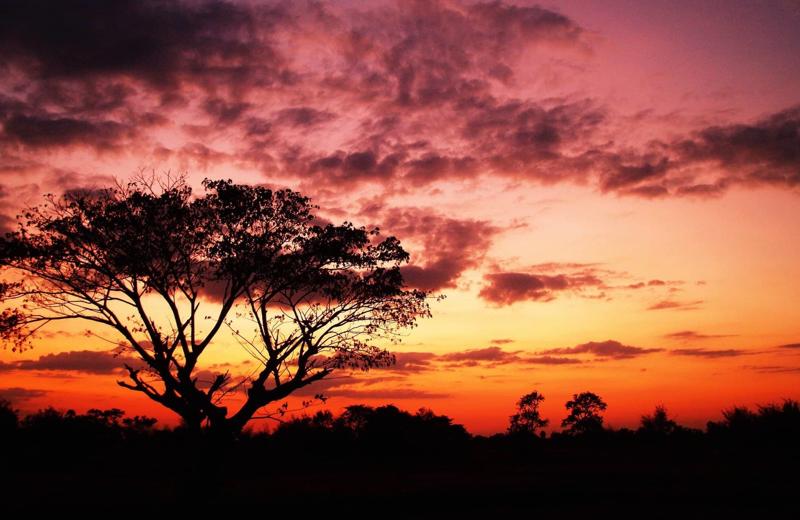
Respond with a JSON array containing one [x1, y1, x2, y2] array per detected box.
[[561, 391, 607, 436], [508, 390, 549, 436], [0, 176, 430, 435]]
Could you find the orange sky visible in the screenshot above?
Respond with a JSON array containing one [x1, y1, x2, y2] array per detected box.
[[1, 0, 799, 434]]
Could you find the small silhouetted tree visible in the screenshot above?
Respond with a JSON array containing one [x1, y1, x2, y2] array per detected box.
[[0, 175, 430, 436], [508, 390, 548, 436], [638, 405, 678, 436], [561, 391, 607, 435]]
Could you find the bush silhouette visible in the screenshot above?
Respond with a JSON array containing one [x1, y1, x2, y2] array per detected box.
[[638, 405, 678, 436], [0, 399, 18, 435]]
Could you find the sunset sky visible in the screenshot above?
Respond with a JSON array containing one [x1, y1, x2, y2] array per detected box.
[[1, 0, 799, 434]]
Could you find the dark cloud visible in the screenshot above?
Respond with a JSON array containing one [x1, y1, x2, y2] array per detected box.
[[670, 348, 745, 358], [274, 107, 336, 128], [598, 106, 800, 197], [307, 150, 401, 184], [0, 0, 605, 197], [2, 114, 136, 151], [779, 343, 800, 349], [598, 155, 672, 192], [344, 0, 586, 109], [0, 0, 795, 201], [540, 339, 663, 360], [371, 207, 499, 292], [203, 98, 252, 125], [0, 387, 48, 402], [479, 272, 568, 304], [439, 346, 521, 365], [0, 0, 284, 88], [0, 183, 22, 232], [391, 352, 438, 373], [478, 267, 605, 306], [477, 263, 684, 306], [675, 106, 800, 189], [0, 349, 141, 374]]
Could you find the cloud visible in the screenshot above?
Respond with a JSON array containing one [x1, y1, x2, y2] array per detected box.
[[478, 262, 612, 305], [367, 207, 499, 292], [478, 263, 689, 306], [479, 271, 592, 305], [743, 365, 800, 374], [322, 388, 450, 400], [779, 343, 800, 349], [670, 348, 745, 358], [539, 339, 663, 360], [391, 352, 438, 373], [490, 338, 514, 345], [305, 150, 401, 185], [523, 355, 583, 365], [0, 0, 284, 88], [203, 98, 252, 126], [675, 106, 800, 190], [390, 341, 651, 370], [298, 373, 449, 399], [273, 107, 336, 128], [2, 114, 136, 151], [596, 106, 800, 198], [0, 0, 795, 204], [647, 299, 704, 311], [197, 206, 497, 300], [339, 0, 586, 110], [439, 346, 522, 366], [0, 387, 48, 402], [626, 279, 669, 289], [0, 349, 141, 374], [0, 0, 602, 196], [663, 330, 735, 341]]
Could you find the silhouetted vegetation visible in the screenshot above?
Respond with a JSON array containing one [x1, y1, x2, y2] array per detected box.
[[0, 176, 430, 436], [508, 390, 548, 437], [560, 391, 607, 436], [1, 398, 798, 514]]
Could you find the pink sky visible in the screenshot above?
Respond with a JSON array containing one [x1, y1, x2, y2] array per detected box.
[[0, 0, 799, 434]]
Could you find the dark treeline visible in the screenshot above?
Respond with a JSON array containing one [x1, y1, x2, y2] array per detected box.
[[1, 397, 798, 514]]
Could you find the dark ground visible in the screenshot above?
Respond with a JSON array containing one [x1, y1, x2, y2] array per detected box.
[[1, 404, 798, 516]]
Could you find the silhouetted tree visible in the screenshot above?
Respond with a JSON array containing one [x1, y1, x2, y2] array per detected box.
[[561, 392, 607, 435], [638, 405, 678, 436], [508, 390, 548, 436], [0, 175, 430, 436], [335, 404, 468, 451], [707, 399, 800, 449], [0, 399, 18, 434], [0, 282, 23, 349]]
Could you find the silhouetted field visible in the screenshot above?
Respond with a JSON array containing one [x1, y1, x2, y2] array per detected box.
[[1, 401, 798, 515]]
